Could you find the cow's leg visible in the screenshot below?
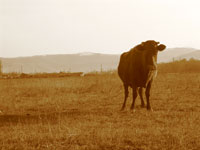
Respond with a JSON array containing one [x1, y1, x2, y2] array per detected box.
[[145, 81, 153, 111], [139, 87, 145, 108], [130, 87, 138, 111], [121, 84, 129, 111]]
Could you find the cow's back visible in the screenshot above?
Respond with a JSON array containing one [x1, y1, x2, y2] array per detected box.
[[118, 52, 130, 84]]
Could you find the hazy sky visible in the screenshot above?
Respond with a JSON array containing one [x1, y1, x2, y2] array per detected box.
[[1, 0, 200, 57]]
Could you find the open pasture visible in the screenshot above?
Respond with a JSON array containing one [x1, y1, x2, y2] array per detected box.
[[0, 72, 200, 149]]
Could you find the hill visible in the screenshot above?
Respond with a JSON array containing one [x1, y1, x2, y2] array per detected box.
[[1, 47, 200, 73], [1, 53, 120, 73], [174, 50, 200, 60], [157, 47, 198, 62]]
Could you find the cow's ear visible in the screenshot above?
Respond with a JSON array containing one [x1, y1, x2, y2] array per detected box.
[[136, 44, 144, 51], [157, 44, 166, 51]]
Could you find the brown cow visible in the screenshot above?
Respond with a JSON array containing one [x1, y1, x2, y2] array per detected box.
[[118, 40, 166, 111]]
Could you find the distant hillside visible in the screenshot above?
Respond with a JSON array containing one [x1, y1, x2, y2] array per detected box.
[[1, 48, 200, 73], [157, 47, 198, 62], [1, 53, 120, 73], [174, 50, 200, 60]]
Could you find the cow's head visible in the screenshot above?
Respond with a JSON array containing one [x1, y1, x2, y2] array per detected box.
[[137, 40, 166, 70]]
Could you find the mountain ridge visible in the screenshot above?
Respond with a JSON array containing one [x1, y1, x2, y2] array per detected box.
[[1, 48, 200, 73]]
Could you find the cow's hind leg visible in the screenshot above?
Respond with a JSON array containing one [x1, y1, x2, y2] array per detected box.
[[121, 84, 128, 111], [139, 87, 145, 108], [130, 87, 138, 111]]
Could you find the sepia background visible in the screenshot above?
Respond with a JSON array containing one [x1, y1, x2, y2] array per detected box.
[[0, 0, 200, 149]]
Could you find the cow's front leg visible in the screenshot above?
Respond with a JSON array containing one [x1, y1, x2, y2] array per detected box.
[[130, 87, 138, 111], [139, 87, 145, 108], [146, 81, 153, 111]]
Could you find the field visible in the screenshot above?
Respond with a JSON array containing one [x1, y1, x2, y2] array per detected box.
[[0, 72, 200, 150]]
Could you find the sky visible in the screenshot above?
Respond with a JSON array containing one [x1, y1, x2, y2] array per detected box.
[[1, 0, 200, 57]]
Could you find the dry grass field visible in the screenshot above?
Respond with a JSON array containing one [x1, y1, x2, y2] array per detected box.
[[0, 72, 200, 150]]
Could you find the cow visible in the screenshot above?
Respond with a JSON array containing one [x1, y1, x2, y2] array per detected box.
[[118, 40, 166, 111]]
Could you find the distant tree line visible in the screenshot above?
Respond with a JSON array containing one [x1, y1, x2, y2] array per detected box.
[[158, 58, 200, 73]]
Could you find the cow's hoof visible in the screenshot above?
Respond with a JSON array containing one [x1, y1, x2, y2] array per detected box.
[[130, 109, 136, 113], [120, 107, 125, 111], [147, 108, 154, 112]]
